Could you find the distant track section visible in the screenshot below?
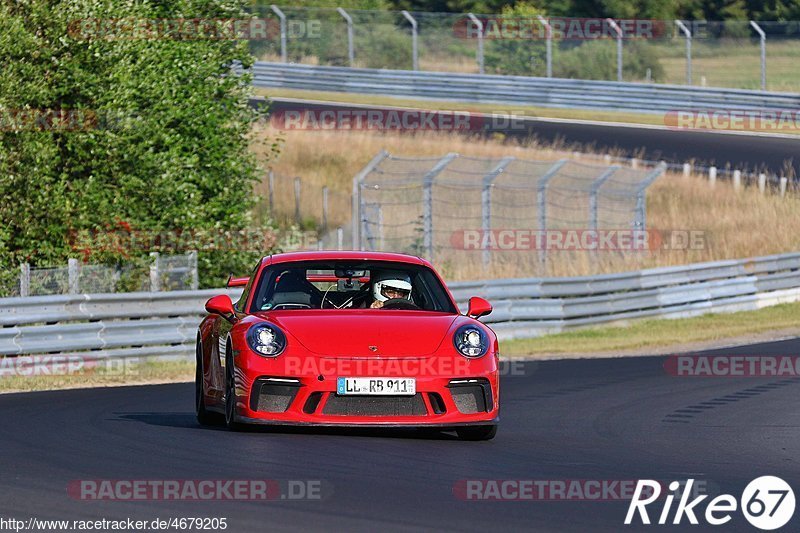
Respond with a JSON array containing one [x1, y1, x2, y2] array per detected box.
[[254, 97, 800, 177], [252, 62, 800, 115]]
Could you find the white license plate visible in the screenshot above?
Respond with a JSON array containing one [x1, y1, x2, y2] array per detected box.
[[336, 377, 416, 396]]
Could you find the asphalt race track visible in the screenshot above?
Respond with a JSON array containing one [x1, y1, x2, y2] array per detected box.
[[2, 338, 799, 532], [262, 98, 800, 177]]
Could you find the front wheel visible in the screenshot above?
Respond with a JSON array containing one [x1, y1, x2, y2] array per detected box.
[[196, 340, 222, 426], [456, 425, 497, 441], [224, 346, 245, 431]]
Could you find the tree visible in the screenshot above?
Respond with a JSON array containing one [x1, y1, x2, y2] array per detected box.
[[0, 0, 275, 291]]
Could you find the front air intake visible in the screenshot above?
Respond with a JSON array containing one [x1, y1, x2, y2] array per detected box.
[[322, 394, 427, 416], [250, 378, 301, 413], [448, 378, 493, 414]]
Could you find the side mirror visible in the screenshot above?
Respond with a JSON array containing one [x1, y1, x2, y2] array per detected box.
[[467, 296, 492, 319], [205, 295, 236, 322]]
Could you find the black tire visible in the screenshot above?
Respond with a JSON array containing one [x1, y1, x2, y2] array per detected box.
[[196, 340, 223, 426], [224, 345, 245, 431], [456, 425, 497, 441]]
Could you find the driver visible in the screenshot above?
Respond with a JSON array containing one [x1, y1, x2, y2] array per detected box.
[[369, 271, 413, 309]]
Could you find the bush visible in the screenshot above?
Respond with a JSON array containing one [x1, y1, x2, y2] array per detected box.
[[483, 3, 548, 76], [554, 40, 665, 82], [0, 0, 277, 292]]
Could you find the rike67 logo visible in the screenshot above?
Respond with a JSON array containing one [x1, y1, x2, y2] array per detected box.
[[626, 477, 795, 530]]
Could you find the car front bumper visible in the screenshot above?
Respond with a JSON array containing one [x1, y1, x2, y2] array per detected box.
[[230, 354, 500, 426]]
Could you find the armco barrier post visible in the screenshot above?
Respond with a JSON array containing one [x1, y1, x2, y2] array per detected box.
[[634, 163, 667, 229], [480, 157, 515, 267], [758, 173, 767, 194], [351, 150, 390, 250], [779, 177, 788, 197], [606, 18, 623, 82], [536, 15, 552, 77], [322, 186, 329, 232], [294, 177, 302, 224], [675, 20, 692, 85], [467, 14, 484, 74], [337, 8, 355, 67], [750, 21, 766, 90], [589, 166, 619, 232], [377, 204, 384, 250], [150, 252, 160, 292], [352, 178, 360, 249], [68, 258, 79, 294], [536, 159, 568, 264], [267, 170, 275, 213], [682, 162, 691, 177], [709, 166, 717, 186], [422, 154, 458, 259], [401, 10, 418, 71], [20, 263, 30, 297], [189, 251, 199, 290], [733, 170, 742, 191], [270, 5, 287, 63]]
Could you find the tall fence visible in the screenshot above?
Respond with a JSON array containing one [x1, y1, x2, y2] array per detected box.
[[352, 151, 664, 265], [11, 252, 198, 298], [250, 6, 800, 92], [1, 252, 798, 361]]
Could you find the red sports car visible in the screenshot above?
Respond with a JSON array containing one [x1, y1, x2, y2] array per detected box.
[[196, 251, 499, 440]]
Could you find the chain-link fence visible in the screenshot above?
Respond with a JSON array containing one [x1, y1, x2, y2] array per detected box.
[[353, 151, 664, 268], [11, 252, 199, 297], [250, 6, 800, 91]]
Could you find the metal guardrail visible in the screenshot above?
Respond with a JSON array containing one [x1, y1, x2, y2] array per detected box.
[[0, 252, 798, 359], [252, 62, 800, 115], [453, 252, 800, 338]]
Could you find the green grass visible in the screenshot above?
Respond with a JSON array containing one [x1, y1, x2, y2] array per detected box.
[[502, 301, 800, 357], [0, 359, 193, 394], [652, 40, 800, 92]]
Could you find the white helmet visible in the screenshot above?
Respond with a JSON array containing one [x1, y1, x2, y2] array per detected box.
[[372, 271, 412, 303]]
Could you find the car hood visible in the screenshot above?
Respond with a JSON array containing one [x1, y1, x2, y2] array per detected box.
[[257, 310, 461, 357]]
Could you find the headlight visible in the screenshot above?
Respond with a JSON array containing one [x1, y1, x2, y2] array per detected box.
[[453, 325, 488, 358], [247, 323, 286, 357]]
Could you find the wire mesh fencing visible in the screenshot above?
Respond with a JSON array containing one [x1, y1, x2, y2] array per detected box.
[[353, 151, 665, 270], [11, 252, 199, 298], [251, 5, 800, 91]]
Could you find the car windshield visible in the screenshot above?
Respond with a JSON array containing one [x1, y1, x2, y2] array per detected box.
[[248, 261, 457, 313]]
